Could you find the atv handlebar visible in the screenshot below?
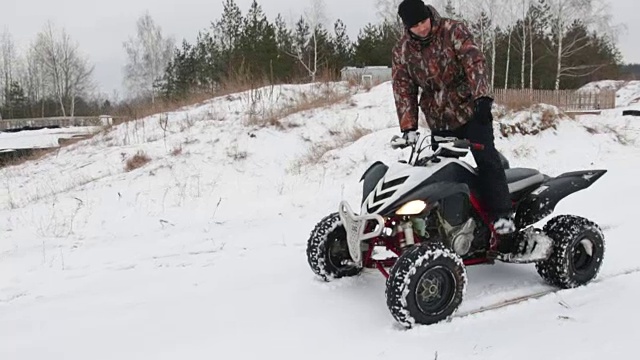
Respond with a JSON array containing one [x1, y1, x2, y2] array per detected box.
[[452, 139, 485, 151], [390, 133, 485, 165], [390, 135, 412, 150]]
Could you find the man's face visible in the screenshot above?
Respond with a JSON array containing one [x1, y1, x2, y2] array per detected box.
[[410, 18, 432, 38]]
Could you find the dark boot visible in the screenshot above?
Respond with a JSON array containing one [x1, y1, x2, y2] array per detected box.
[[493, 213, 516, 235], [498, 229, 554, 263], [460, 120, 513, 218]]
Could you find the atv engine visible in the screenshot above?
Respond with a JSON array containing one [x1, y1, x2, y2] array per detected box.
[[443, 218, 476, 256], [437, 193, 477, 256]]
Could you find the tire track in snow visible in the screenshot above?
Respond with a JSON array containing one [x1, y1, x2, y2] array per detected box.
[[454, 266, 640, 318]]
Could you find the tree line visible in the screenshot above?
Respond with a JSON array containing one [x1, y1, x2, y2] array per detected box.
[[158, 0, 625, 101], [0, 0, 631, 119]]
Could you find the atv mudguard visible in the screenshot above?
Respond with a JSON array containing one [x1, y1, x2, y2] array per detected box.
[[360, 161, 389, 205], [515, 170, 607, 228]]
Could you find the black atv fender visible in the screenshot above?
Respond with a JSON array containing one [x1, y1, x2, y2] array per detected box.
[[360, 161, 389, 205], [515, 170, 607, 228], [379, 181, 470, 217]]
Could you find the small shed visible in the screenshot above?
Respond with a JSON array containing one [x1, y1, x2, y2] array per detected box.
[[341, 66, 392, 86]]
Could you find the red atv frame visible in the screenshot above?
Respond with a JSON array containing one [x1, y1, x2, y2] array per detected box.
[[358, 193, 503, 279]]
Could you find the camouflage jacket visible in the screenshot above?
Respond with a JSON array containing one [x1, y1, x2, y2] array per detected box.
[[392, 6, 491, 132]]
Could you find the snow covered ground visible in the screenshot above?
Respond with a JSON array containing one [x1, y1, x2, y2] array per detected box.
[[1, 81, 640, 359]]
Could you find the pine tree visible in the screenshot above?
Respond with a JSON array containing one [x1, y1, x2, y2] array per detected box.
[[526, 0, 552, 88], [237, 0, 278, 80], [353, 23, 396, 67], [444, 0, 461, 21], [331, 19, 353, 72], [274, 14, 296, 80], [213, 0, 244, 75], [5, 81, 26, 118], [471, 11, 492, 53]]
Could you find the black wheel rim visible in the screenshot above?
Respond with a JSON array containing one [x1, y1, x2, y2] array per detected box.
[[571, 236, 596, 275], [326, 228, 356, 270], [415, 266, 456, 315]]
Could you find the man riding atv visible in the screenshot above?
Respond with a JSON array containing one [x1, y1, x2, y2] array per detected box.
[[392, 0, 534, 260]]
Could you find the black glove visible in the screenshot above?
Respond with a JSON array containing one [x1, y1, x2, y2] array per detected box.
[[473, 97, 494, 124]]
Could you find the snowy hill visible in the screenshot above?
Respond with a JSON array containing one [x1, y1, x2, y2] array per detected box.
[[2, 82, 640, 359], [579, 80, 640, 107]]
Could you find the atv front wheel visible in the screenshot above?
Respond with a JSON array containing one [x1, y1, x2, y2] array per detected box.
[[306, 212, 363, 281], [386, 242, 466, 328], [536, 215, 605, 288]]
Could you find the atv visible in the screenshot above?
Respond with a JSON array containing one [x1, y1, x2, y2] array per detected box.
[[306, 132, 606, 328]]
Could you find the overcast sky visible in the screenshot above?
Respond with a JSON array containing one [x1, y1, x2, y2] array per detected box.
[[5, 0, 640, 97]]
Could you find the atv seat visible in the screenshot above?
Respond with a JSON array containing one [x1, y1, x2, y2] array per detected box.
[[505, 168, 545, 194]]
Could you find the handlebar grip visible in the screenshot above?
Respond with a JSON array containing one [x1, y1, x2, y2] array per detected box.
[[452, 139, 485, 151], [390, 135, 408, 149]]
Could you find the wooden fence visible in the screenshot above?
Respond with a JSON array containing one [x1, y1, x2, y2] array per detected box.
[[0, 115, 114, 131], [493, 89, 616, 111]]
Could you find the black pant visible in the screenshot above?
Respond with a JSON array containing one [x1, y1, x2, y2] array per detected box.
[[432, 120, 512, 220]]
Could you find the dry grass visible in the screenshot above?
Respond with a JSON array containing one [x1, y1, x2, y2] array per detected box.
[[295, 143, 337, 168], [604, 125, 633, 145], [583, 125, 600, 135], [579, 124, 633, 145], [291, 125, 373, 172], [170, 146, 183, 156], [499, 106, 566, 137], [112, 68, 288, 128], [245, 84, 353, 129], [0, 72, 345, 171], [114, 69, 349, 133], [540, 107, 559, 128], [125, 151, 152, 172], [114, 92, 218, 127], [498, 96, 538, 112], [0, 148, 55, 169]]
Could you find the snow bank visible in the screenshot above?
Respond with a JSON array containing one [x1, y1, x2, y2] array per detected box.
[[579, 80, 640, 107], [0, 126, 103, 150], [615, 81, 640, 107], [578, 80, 627, 92]]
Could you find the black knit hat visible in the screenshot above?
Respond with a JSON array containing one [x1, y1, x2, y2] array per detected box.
[[398, 0, 432, 28]]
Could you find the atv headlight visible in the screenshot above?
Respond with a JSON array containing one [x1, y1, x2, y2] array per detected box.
[[396, 200, 428, 216]]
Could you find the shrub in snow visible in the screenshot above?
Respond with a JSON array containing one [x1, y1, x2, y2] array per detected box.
[[497, 104, 570, 137], [125, 151, 151, 172]]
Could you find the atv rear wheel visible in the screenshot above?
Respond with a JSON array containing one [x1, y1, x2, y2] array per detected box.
[[306, 212, 363, 281], [536, 215, 605, 288], [385, 242, 466, 328]]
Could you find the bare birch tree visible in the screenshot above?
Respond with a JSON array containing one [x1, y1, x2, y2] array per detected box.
[[526, 0, 551, 89], [285, 0, 328, 82], [33, 22, 94, 117], [375, 0, 404, 37], [0, 30, 17, 106], [548, 0, 615, 89], [21, 47, 47, 117], [528, 4, 536, 89], [517, 0, 531, 89], [123, 12, 175, 102], [481, 0, 501, 90]]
